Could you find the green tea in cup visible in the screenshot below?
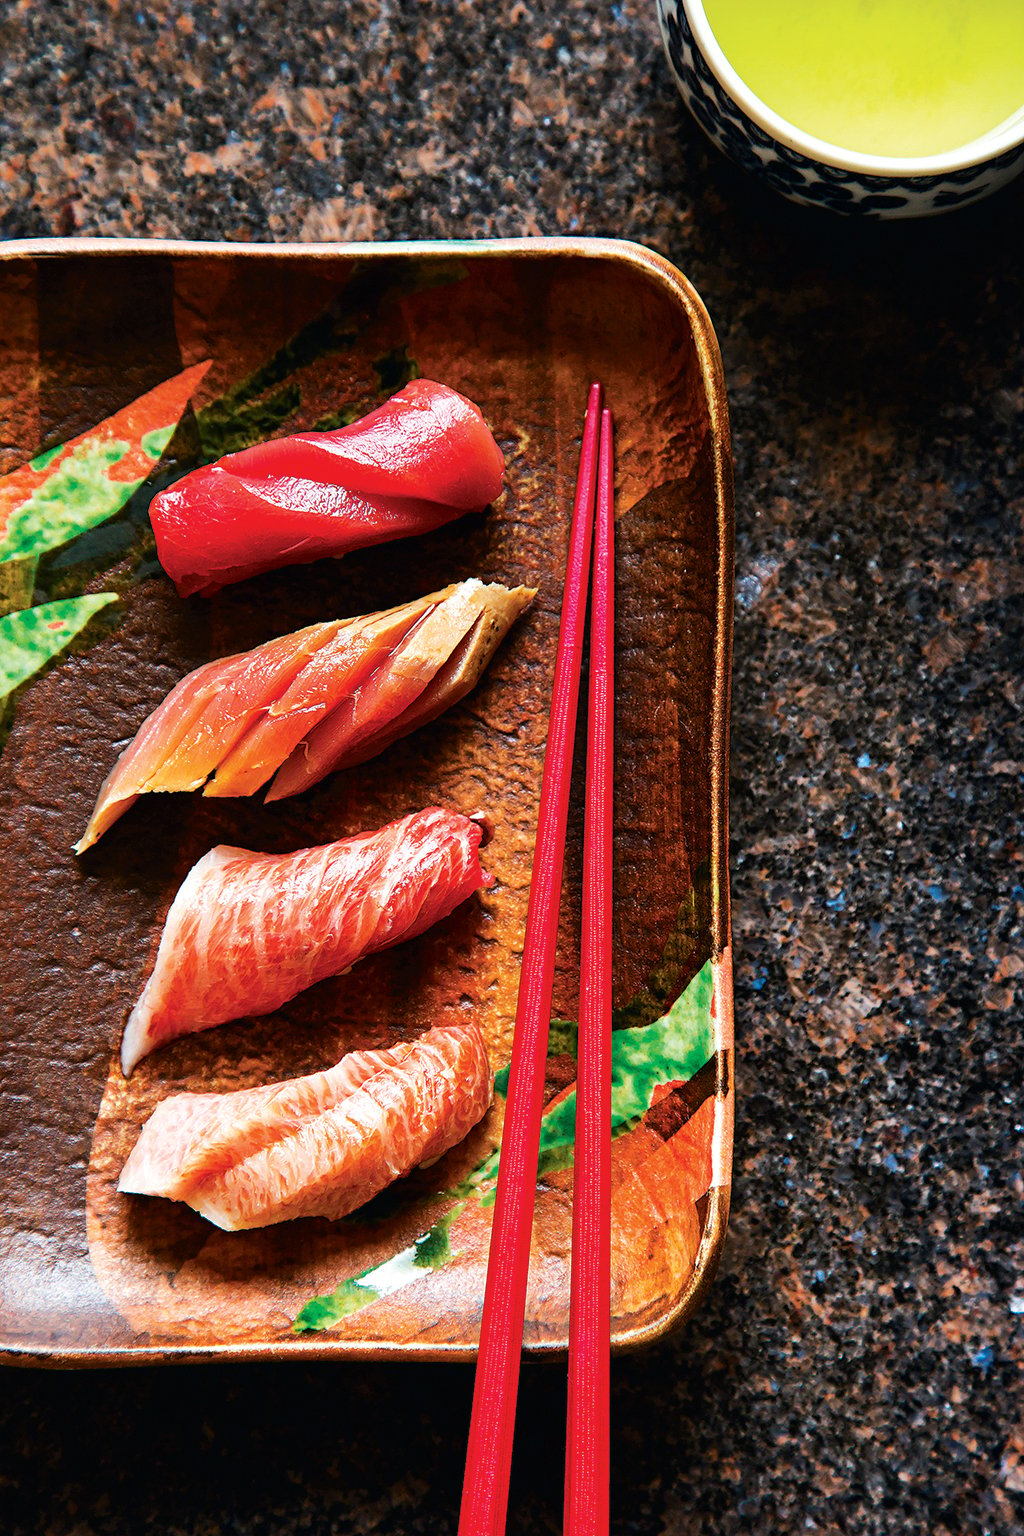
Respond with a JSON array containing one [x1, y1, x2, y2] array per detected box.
[[701, 0, 1024, 157]]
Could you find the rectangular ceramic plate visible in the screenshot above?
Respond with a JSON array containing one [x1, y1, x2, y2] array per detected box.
[[0, 237, 733, 1366]]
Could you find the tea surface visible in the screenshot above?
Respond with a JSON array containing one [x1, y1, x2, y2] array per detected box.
[[703, 0, 1024, 157]]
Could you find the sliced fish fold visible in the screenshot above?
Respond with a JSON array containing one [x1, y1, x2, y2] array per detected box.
[[150, 379, 507, 597], [76, 579, 534, 853], [75, 577, 534, 854], [119, 1020, 493, 1230], [121, 806, 491, 1075]]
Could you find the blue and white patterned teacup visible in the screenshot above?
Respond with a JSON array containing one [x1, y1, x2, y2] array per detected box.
[[656, 0, 1024, 218]]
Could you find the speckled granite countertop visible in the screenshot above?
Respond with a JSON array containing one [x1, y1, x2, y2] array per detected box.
[[1, 3, 1022, 1534]]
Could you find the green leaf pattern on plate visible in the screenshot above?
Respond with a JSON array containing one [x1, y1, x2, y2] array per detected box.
[[0, 594, 119, 702], [0, 362, 211, 706], [2, 439, 135, 563], [0, 362, 211, 569], [534, 962, 716, 1178]]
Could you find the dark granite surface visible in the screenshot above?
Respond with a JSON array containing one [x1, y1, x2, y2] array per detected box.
[[1, 3, 1022, 1534]]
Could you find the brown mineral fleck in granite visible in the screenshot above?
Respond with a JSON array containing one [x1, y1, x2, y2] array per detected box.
[[1, 3, 1023, 1535]]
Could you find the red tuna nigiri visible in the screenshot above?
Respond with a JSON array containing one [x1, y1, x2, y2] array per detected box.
[[150, 380, 506, 597], [119, 1020, 492, 1230], [121, 807, 490, 1075], [75, 580, 534, 853]]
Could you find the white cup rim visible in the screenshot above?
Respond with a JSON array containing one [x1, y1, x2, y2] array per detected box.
[[680, 0, 1024, 177]]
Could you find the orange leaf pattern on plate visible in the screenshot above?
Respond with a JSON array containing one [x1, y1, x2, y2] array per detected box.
[[0, 360, 211, 564]]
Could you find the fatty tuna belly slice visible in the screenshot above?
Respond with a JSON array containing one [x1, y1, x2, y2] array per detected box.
[[119, 1021, 493, 1230], [121, 807, 491, 1075], [150, 379, 506, 597], [76, 580, 534, 853]]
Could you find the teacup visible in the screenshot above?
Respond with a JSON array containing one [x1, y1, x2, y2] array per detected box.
[[656, 0, 1024, 218]]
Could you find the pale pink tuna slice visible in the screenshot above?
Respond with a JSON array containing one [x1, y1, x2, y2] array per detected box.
[[76, 582, 531, 852], [119, 1020, 493, 1231], [120, 807, 491, 1075], [74, 622, 344, 852], [265, 580, 536, 802], [204, 592, 442, 798], [331, 586, 535, 772], [119, 1040, 415, 1199]]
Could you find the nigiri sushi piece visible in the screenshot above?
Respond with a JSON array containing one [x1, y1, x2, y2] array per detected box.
[[120, 807, 490, 1076], [119, 1020, 493, 1230], [263, 578, 531, 800], [150, 379, 506, 597], [75, 579, 534, 853]]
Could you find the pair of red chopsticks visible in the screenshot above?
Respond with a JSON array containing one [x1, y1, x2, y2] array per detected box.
[[459, 383, 614, 1536]]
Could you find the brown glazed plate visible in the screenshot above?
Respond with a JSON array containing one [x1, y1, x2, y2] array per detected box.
[[0, 236, 733, 1366]]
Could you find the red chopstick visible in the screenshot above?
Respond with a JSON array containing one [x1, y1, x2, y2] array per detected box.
[[459, 382, 603, 1536], [565, 407, 614, 1536]]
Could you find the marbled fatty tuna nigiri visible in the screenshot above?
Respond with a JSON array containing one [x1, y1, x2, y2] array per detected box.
[[121, 807, 490, 1075], [119, 1020, 493, 1230], [76, 579, 534, 853], [150, 380, 506, 597]]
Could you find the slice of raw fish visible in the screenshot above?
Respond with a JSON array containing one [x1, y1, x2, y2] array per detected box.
[[120, 807, 491, 1075], [75, 580, 534, 853], [119, 1020, 493, 1230], [75, 646, 264, 852], [265, 579, 533, 800], [119, 1041, 414, 1199], [150, 379, 506, 597], [205, 598, 438, 798], [324, 584, 536, 772], [127, 621, 343, 797], [347, 607, 514, 771]]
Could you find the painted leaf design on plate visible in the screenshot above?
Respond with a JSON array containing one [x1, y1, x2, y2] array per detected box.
[[294, 960, 717, 1332], [0, 594, 119, 701], [0, 361, 211, 565], [533, 960, 715, 1176], [0, 556, 38, 619]]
